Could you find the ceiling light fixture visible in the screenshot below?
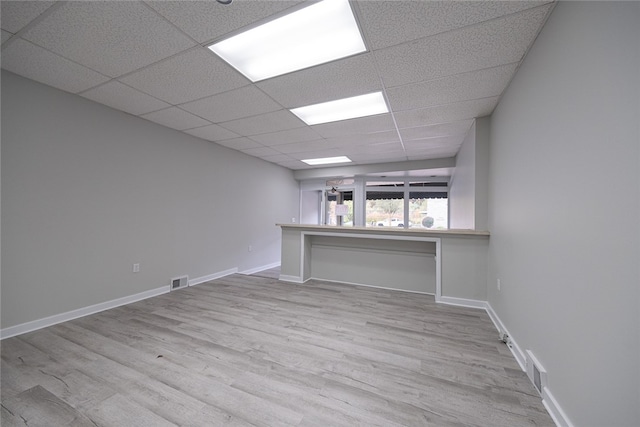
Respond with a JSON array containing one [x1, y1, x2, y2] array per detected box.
[[208, 0, 366, 82], [291, 92, 389, 125], [301, 156, 352, 166]]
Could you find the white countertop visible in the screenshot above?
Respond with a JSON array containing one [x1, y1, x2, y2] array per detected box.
[[277, 224, 489, 237]]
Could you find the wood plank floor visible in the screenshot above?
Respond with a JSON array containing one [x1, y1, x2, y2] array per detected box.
[[1, 272, 554, 426]]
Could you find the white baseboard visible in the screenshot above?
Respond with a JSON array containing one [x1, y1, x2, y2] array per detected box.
[[0, 285, 170, 340], [484, 302, 526, 370], [189, 268, 238, 286], [238, 262, 281, 275], [543, 387, 575, 427], [485, 302, 572, 427], [438, 295, 488, 309], [278, 274, 305, 283], [312, 276, 435, 296]]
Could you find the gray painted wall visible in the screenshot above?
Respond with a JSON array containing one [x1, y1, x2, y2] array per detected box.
[[300, 190, 321, 225], [310, 236, 436, 293], [473, 117, 490, 231], [440, 236, 487, 301], [487, 2, 639, 426], [279, 226, 488, 301], [449, 119, 489, 231], [1, 71, 300, 329], [449, 122, 476, 229], [311, 242, 436, 294]]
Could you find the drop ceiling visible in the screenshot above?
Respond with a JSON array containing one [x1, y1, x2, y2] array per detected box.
[[0, 0, 554, 170]]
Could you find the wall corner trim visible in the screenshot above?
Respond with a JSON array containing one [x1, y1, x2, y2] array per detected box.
[[239, 262, 281, 275], [189, 268, 239, 286], [485, 302, 572, 427], [437, 296, 487, 309], [278, 274, 305, 283], [543, 387, 575, 427], [485, 302, 526, 369], [0, 285, 170, 340]]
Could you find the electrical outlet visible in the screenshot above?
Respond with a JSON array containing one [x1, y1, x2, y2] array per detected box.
[[248, 245, 253, 252], [133, 263, 140, 273], [497, 279, 501, 291], [291, 217, 296, 223]]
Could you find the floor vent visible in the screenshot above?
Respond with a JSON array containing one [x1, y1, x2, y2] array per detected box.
[[171, 276, 188, 291], [526, 350, 547, 396]]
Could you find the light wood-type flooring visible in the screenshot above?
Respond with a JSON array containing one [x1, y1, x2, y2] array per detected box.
[[1, 271, 554, 426]]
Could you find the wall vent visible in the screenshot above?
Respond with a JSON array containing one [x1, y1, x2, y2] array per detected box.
[[525, 350, 548, 396], [170, 276, 188, 291]]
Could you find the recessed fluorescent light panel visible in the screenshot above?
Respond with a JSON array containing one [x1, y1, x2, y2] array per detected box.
[[208, 0, 366, 82], [291, 92, 389, 125], [302, 156, 352, 166]]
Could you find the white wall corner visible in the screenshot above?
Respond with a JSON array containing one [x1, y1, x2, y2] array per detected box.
[[543, 387, 575, 427], [278, 274, 305, 283], [484, 302, 526, 370], [437, 296, 487, 310], [189, 267, 239, 286], [239, 262, 281, 275], [485, 303, 574, 427]]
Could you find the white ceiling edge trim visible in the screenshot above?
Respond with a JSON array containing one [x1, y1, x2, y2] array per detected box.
[[292, 157, 456, 180]]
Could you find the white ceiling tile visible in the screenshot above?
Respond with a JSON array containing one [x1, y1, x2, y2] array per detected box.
[[1, 38, 109, 93], [357, 0, 551, 50], [146, 0, 303, 44], [80, 80, 170, 116], [404, 135, 464, 150], [288, 148, 348, 161], [141, 107, 210, 131], [275, 159, 312, 170], [20, 1, 196, 77], [342, 141, 405, 155], [408, 149, 459, 161], [213, 137, 262, 151], [119, 47, 249, 105], [387, 64, 518, 112], [312, 114, 396, 138], [240, 146, 282, 158], [2, 29, 14, 44], [394, 97, 499, 129], [1, 1, 56, 34], [347, 152, 408, 164], [261, 154, 296, 163], [405, 148, 458, 158], [184, 124, 240, 142], [220, 110, 305, 136], [373, 5, 552, 88], [409, 142, 462, 152], [399, 120, 474, 141], [271, 140, 333, 154], [250, 127, 323, 146], [325, 130, 399, 148], [180, 85, 281, 123], [257, 53, 381, 108], [2, 1, 551, 170]]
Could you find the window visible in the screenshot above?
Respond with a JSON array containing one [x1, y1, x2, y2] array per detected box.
[[365, 180, 448, 228], [365, 181, 404, 227], [409, 181, 448, 229], [300, 176, 448, 228], [409, 194, 448, 229], [325, 189, 353, 226]]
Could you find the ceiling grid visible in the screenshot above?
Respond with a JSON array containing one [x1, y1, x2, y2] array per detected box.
[[1, 0, 555, 170]]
